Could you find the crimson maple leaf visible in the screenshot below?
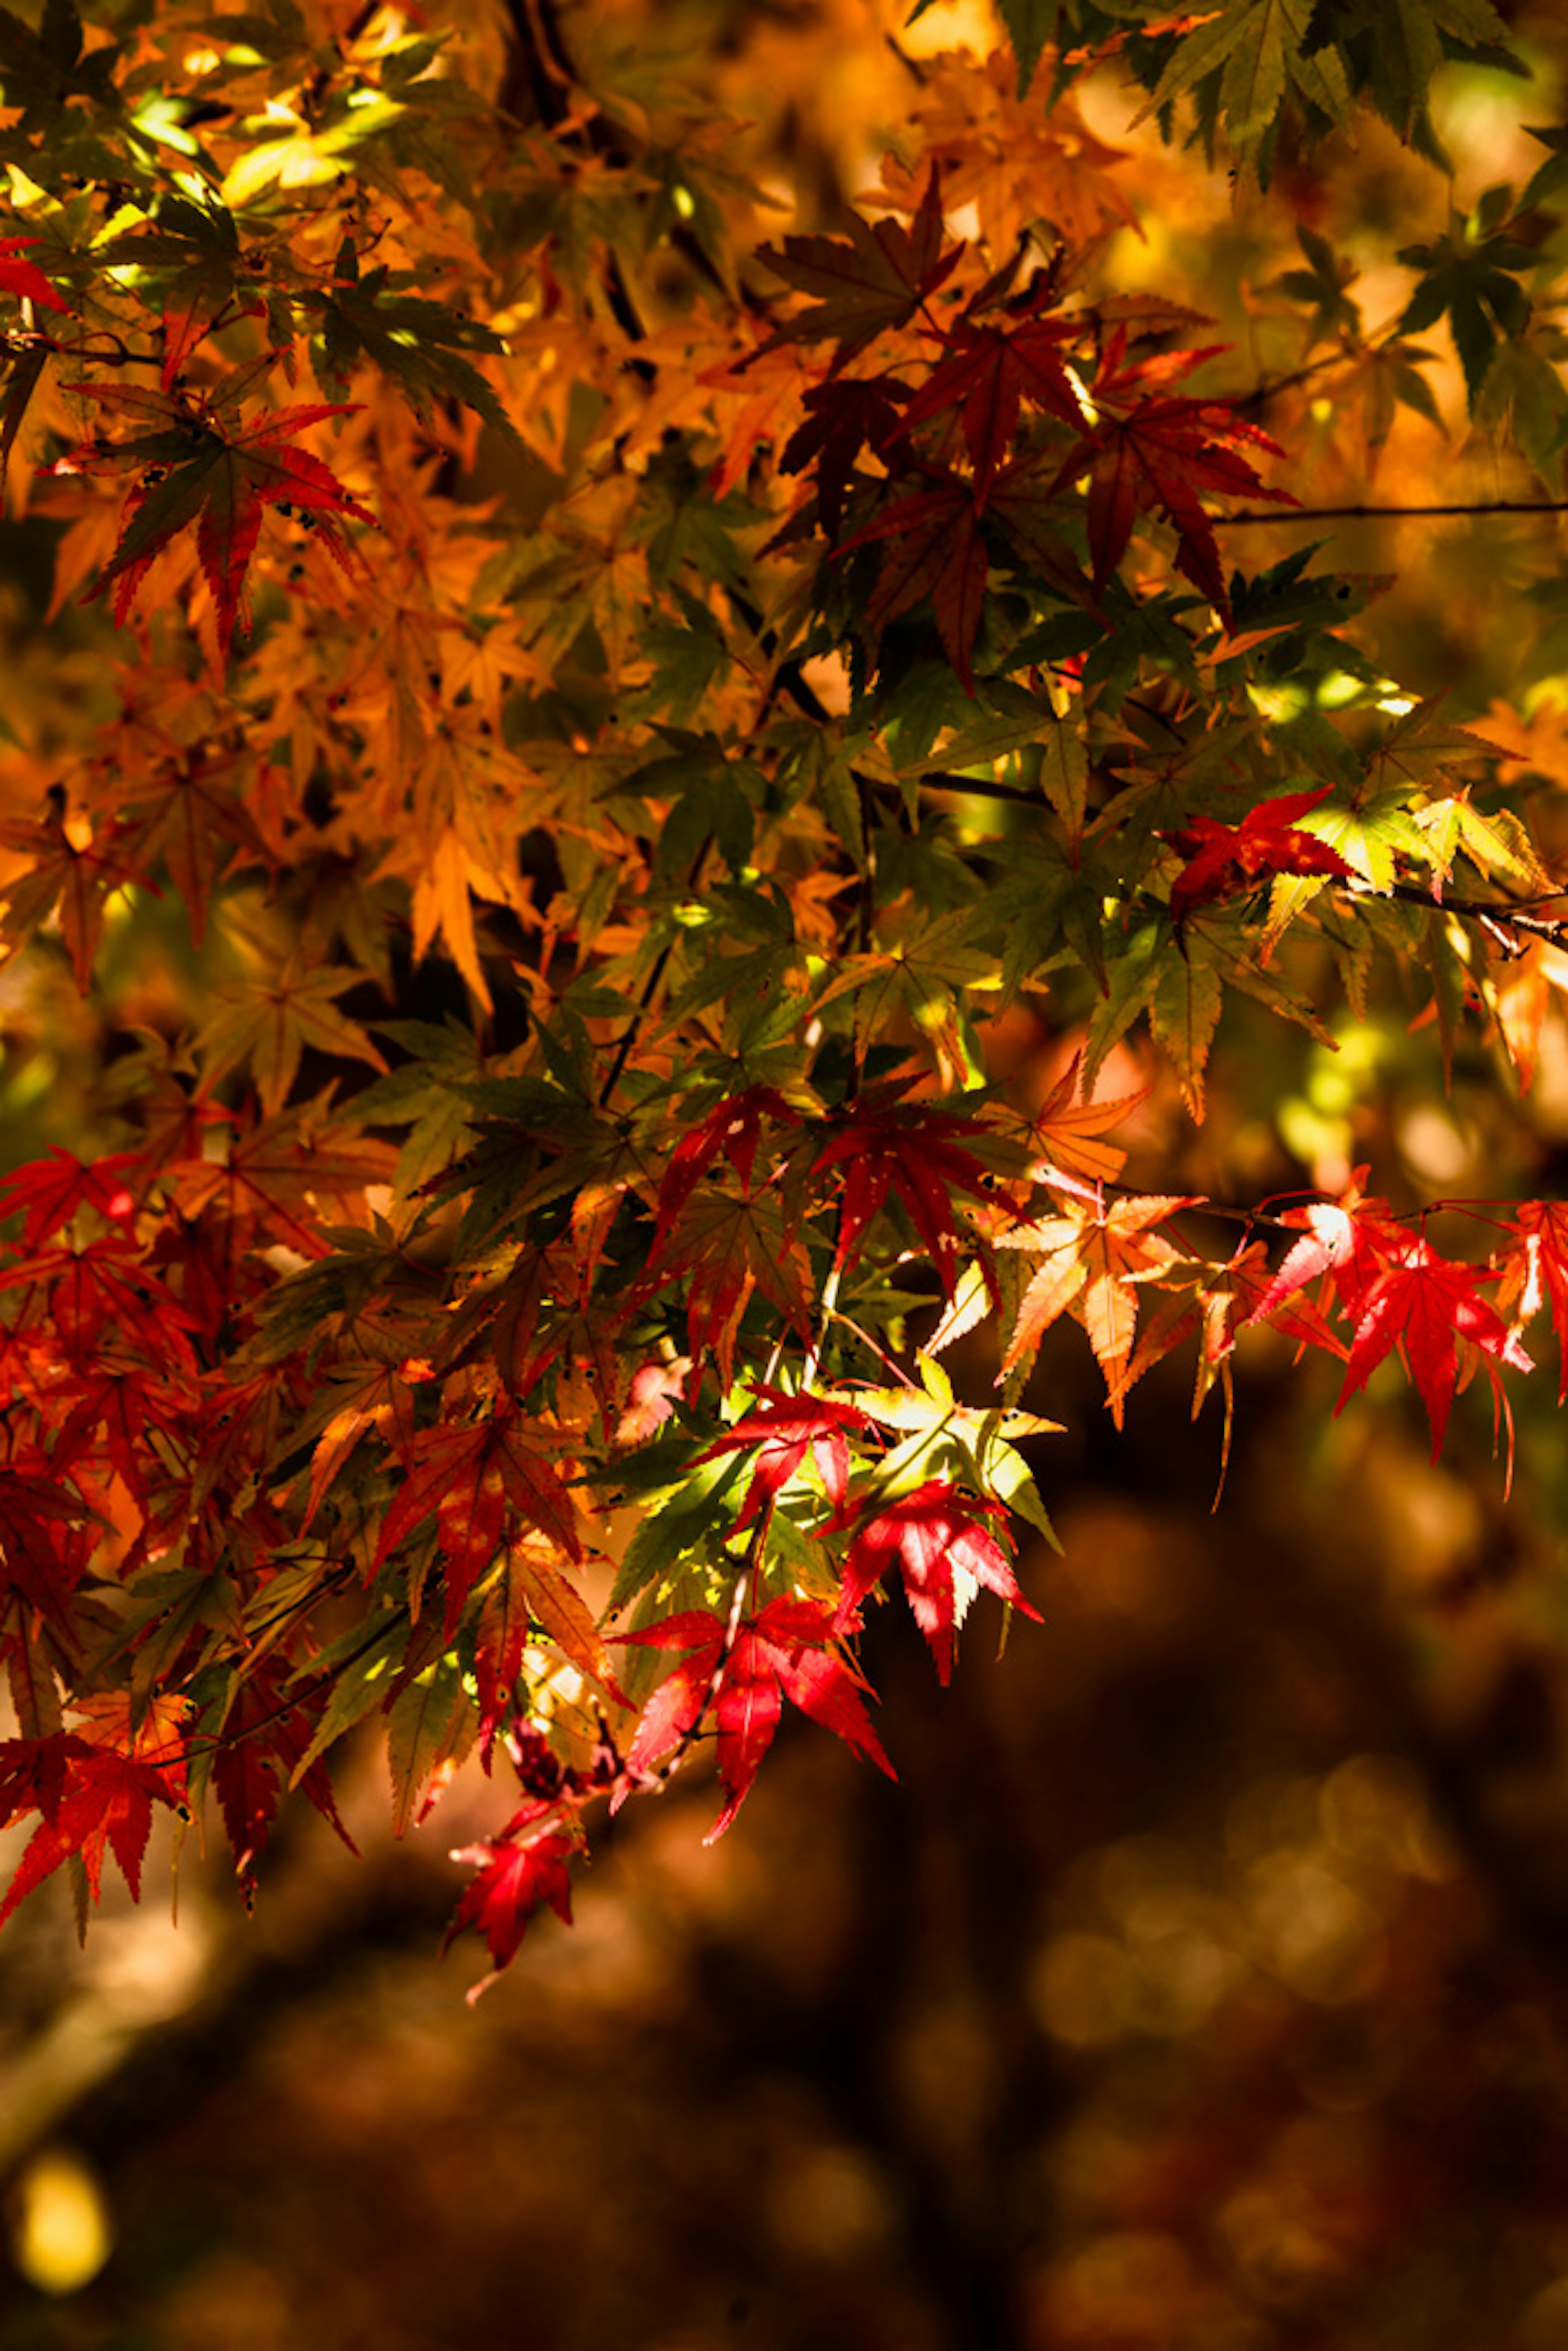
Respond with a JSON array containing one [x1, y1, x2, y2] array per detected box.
[[444, 1802, 576, 1997], [374, 1411, 583, 1641], [696, 1386, 875, 1527], [754, 169, 962, 363], [211, 1662, 356, 1889], [1165, 787, 1356, 931], [1047, 330, 1295, 616], [0, 1233, 200, 1374], [644, 1184, 816, 1388], [810, 1089, 996, 1299], [58, 387, 377, 652], [0, 1464, 96, 1643], [1497, 1201, 1568, 1401], [619, 1596, 893, 1837], [892, 293, 1083, 498], [836, 1478, 1040, 1685], [0, 1698, 187, 1930], [0, 1146, 144, 1248], [779, 374, 911, 540], [836, 466, 990, 692], [0, 236, 69, 314], [54, 1354, 200, 1513], [1338, 1236, 1532, 1457], [1246, 1170, 1405, 1333], [651, 1084, 794, 1252]]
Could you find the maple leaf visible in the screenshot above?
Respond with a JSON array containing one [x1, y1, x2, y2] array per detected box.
[[210, 1663, 356, 1888], [374, 1411, 583, 1642], [778, 374, 911, 540], [0, 1697, 188, 1932], [996, 1186, 1199, 1417], [0, 1233, 201, 1375], [0, 1147, 144, 1248], [1047, 330, 1295, 615], [1165, 787, 1356, 931], [892, 294, 1083, 498], [1497, 1201, 1568, 1402], [445, 1806, 576, 1998], [1027, 1056, 1150, 1186], [315, 260, 519, 441], [60, 390, 378, 653], [836, 467, 990, 693], [810, 1090, 997, 1300], [1246, 1170, 1405, 1331], [644, 1185, 817, 1388], [651, 1085, 794, 1253], [193, 957, 389, 1116], [836, 1476, 1040, 1685], [620, 1596, 893, 1836], [165, 1109, 394, 1259], [0, 802, 147, 991], [1338, 1236, 1532, 1457], [754, 170, 962, 363], [55, 1354, 200, 1514], [113, 752, 270, 948], [0, 237, 69, 314], [697, 1386, 875, 1527], [0, 1466, 95, 1645]]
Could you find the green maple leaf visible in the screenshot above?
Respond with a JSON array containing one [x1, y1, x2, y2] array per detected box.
[[1399, 219, 1535, 406], [315, 255, 518, 441], [1133, 0, 1350, 170]]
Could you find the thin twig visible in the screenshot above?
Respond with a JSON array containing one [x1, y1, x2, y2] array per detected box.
[[1220, 498, 1568, 526]]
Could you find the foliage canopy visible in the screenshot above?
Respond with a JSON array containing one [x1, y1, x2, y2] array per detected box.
[[2, 0, 1568, 1995]]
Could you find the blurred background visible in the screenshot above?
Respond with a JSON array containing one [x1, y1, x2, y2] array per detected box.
[[8, 0, 1568, 2344], [10, 1337, 1568, 2351]]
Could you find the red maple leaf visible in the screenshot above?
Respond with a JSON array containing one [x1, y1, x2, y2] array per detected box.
[[697, 1386, 875, 1526], [651, 1084, 793, 1253], [1047, 330, 1295, 616], [1338, 1236, 1533, 1457], [445, 1803, 576, 1997], [836, 1477, 1040, 1685], [1247, 1170, 1405, 1332], [54, 1355, 200, 1513], [374, 1411, 582, 1640], [778, 375, 911, 540], [0, 1232, 200, 1374], [836, 466, 990, 692], [0, 1147, 145, 1248], [644, 1185, 816, 1388], [619, 1596, 893, 1836], [58, 388, 378, 652], [810, 1089, 996, 1299], [1165, 787, 1356, 931], [0, 1465, 96, 1643], [892, 293, 1083, 498], [1497, 1200, 1568, 1401], [211, 1662, 356, 1888], [0, 236, 69, 314], [0, 1699, 187, 1930]]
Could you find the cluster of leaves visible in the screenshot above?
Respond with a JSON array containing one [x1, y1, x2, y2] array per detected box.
[[1, 0, 1568, 1994]]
